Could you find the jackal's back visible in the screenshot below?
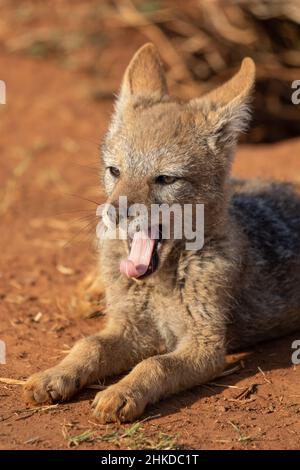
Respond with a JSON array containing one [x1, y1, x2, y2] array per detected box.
[[227, 180, 300, 350]]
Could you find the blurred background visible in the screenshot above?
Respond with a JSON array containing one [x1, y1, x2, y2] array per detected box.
[[1, 0, 300, 143]]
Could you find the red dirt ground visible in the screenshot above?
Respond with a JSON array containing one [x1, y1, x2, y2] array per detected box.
[[1, 52, 300, 450]]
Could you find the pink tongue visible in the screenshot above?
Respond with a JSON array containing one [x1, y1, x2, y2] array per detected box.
[[120, 230, 156, 278]]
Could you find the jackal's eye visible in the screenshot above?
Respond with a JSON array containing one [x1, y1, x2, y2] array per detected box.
[[107, 166, 120, 178], [155, 175, 179, 185]]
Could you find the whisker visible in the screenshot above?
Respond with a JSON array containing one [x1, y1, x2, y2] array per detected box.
[[64, 193, 102, 207], [53, 208, 96, 217], [64, 219, 97, 249], [71, 162, 101, 172]]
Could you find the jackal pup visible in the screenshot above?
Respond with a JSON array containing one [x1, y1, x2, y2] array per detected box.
[[25, 44, 300, 423]]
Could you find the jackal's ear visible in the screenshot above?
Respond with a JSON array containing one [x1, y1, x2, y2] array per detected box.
[[117, 43, 168, 108], [191, 58, 255, 152]]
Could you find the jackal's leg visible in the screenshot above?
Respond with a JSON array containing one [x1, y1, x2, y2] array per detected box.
[[92, 336, 225, 423], [24, 324, 160, 405]]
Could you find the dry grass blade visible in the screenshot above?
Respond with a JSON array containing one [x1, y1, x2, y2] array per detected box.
[[62, 426, 94, 447], [13, 404, 59, 421], [234, 383, 258, 400], [218, 364, 241, 377], [0, 378, 26, 385], [228, 420, 253, 443], [258, 366, 272, 384], [147, 433, 178, 451], [16, 404, 59, 414], [208, 382, 242, 389], [97, 421, 178, 450], [24, 436, 41, 445]]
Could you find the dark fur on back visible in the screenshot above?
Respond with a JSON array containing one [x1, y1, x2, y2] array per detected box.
[[228, 180, 300, 350]]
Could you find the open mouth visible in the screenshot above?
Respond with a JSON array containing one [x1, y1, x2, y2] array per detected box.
[[119, 226, 162, 279]]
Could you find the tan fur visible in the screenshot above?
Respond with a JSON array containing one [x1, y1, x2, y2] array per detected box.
[[25, 44, 300, 423], [72, 268, 106, 318]]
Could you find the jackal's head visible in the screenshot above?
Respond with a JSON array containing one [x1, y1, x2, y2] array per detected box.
[[101, 43, 255, 280]]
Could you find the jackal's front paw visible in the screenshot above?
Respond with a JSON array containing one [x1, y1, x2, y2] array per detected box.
[[24, 366, 81, 404], [92, 385, 146, 423]]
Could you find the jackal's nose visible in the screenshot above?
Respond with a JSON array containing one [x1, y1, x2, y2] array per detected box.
[[105, 198, 136, 226]]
